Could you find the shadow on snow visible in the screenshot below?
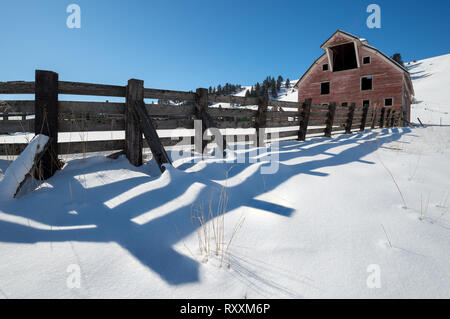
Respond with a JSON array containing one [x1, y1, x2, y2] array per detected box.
[[0, 127, 412, 286]]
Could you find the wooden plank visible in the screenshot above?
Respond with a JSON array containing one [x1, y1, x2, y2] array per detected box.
[[0, 143, 27, 156], [333, 118, 348, 125], [298, 99, 312, 141], [214, 120, 254, 129], [331, 127, 347, 132], [0, 119, 34, 133], [146, 104, 195, 117], [266, 111, 300, 119], [59, 101, 125, 115], [1, 138, 192, 156], [208, 94, 259, 106], [0, 100, 34, 113], [58, 140, 125, 155], [309, 111, 328, 117], [143, 88, 196, 102], [153, 119, 194, 130], [160, 136, 195, 147], [345, 103, 356, 134], [132, 101, 172, 172], [0, 81, 35, 94], [58, 118, 125, 132], [268, 100, 301, 109], [208, 107, 256, 118], [307, 127, 326, 135], [265, 131, 299, 142], [59, 81, 126, 97], [324, 102, 337, 138], [313, 105, 331, 110], [308, 119, 327, 126], [125, 79, 143, 166], [265, 121, 299, 128], [35, 70, 60, 179]]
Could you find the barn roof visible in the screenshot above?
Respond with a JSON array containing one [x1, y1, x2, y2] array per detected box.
[[295, 30, 412, 91]]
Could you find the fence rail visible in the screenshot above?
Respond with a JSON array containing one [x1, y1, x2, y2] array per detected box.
[[1, 71, 404, 170]]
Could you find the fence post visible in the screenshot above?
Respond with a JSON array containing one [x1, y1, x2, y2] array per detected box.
[[298, 98, 312, 141], [386, 109, 392, 128], [194, 88, 209, 154], [125, 79, 144, 166], [360, 104, 369, 131], [35, 70, 59, 180], [324, 102, 336, 138], [389, 110, 395, 127], [379, 107, 386, 128], [345, 103, 356, 134], [255, 95, 268, 147], [371, 108, 377, 129]]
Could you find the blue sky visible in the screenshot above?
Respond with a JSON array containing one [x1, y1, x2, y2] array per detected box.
[[1, 0, 449, 92]]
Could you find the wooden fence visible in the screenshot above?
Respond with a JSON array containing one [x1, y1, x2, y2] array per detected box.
[[1, 70, 403, 176]]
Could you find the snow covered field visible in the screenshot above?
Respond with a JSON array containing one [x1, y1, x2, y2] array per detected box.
[[0, 54, 449, 299]]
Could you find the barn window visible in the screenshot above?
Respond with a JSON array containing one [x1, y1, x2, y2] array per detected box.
[[330, 42, 358, 72], [323, 64, 329, 71], [361, 76, 373, 91], [363, 56, 371, 64], [321, 82, 330, 95], [341, 102, 348, 107], [384, 98, 393, 106], [363, 100, 370, 107]]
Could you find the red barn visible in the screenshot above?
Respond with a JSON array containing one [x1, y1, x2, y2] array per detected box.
[[295, 30, 414, 122]]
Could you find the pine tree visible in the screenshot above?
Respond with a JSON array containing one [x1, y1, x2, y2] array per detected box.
[[277, 75, 283, 91], [285, 79, 291, 89], [391, 53, 404, 66]]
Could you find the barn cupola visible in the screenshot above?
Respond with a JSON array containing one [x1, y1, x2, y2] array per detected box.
[[320, 30, 362, 72]]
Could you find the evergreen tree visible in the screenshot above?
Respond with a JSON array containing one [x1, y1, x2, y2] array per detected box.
[[285, 78, 291, 89], [391, 53, 404, 66], [277, 75, 283, 91]]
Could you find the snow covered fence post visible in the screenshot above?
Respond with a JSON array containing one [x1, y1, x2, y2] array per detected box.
[[255, 95, 268, 147], [34, 70, 59, 179], [324, 102, 336, 138], [298, 98, 312, 141], [360, 103, 370, 131], [345, 103, 356, 134], [125, 79, 144, 166]]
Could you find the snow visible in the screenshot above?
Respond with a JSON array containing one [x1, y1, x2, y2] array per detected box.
[[0, 55, 449, 298], [0, 134, 49, 200]]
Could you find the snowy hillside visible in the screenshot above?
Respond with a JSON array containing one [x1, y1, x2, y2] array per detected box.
[[210, 79, 299, 110], [0, 55, 449, 298], [235, 80, 299, 102], [408, 54, 450, 125]]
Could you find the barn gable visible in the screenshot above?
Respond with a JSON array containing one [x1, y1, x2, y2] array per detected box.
[[295, 30, 413, 92]]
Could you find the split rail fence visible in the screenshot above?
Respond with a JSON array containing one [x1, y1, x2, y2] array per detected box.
[[1, 70, 403, 178]]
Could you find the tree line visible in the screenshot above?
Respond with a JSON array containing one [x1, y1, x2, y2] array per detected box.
[[245, 76, 291, 98]]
